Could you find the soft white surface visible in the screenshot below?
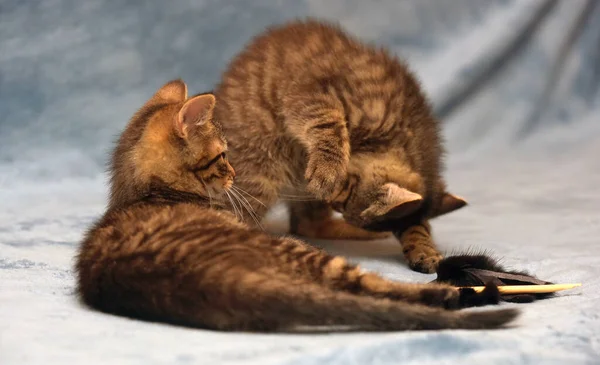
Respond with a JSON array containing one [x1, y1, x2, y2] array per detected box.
[[1, 0, 600, 364]]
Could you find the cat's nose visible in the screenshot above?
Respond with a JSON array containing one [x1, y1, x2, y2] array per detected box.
[[230, 167, 236, 178]]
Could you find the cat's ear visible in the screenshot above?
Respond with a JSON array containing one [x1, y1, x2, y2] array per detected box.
[[174, 94, 216, 138], [153, 79, 188, 103], [431, 193, 467, 218], [360, 183, 423, 221]]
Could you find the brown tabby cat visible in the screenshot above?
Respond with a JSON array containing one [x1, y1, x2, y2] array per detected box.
[[214, 19, 467, 273], [75, 80, 518, 332]]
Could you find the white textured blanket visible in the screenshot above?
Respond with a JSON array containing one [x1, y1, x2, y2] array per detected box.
[[1, 1, 599, 364]]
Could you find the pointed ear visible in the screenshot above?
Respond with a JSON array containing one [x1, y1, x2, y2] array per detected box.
[[174, 94, 216, 138], [360, 183, 423, 222], [431, 193, 467, 218], [153, 79, 188, 103]]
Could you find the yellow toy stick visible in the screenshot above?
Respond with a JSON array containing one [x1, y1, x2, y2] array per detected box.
[[466, 283, 582, 294]]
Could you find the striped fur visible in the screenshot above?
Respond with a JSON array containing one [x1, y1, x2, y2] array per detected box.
[[75, 79, 518, 332], [213, 19, 467, 273]]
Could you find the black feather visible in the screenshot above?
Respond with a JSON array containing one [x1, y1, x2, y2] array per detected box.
[[434, 253, 554, 303]]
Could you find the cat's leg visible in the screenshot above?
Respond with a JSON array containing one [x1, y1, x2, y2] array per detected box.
[[288, 200, 391, 240], [282, 82, 350, 200], [273, 237, 468, 309], [395, 220, 443, 274]]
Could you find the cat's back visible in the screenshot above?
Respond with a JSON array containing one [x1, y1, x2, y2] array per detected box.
[[218, 20, 400, 92], [76, 202, 250, 305], [77, 203, 244, 276], [80, 202, 243, 250], [215, 20, 417, 148], [217, 20, 437, 155]]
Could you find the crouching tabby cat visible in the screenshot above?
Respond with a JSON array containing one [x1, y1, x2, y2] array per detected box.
[[75, 80, 517, 332], [214, 19, 467, 273]]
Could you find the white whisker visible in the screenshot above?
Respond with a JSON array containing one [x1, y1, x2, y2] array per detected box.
[[231, 187, 266, 225], [277, 193, 318, 201], [230, 189, 264, 230], [231, 186, 267, 208], [278, 197, 319, 202], [200, 178, 213, 208], [231, 191, 244, 222], [231, 188, 256, 215], [225, 191, 242, 222]]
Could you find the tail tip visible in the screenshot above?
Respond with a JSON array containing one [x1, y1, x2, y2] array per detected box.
[[464, 308, 521, 329]]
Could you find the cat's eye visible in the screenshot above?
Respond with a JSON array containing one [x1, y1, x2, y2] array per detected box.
[[194, 152, 226, 171]]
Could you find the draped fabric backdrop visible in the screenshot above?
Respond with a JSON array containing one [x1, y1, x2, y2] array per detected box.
[[1, 1, 599, 364]]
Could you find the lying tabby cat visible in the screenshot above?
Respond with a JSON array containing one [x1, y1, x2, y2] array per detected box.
[[214, 19, 467, 273], [75, 80, 517, 331]]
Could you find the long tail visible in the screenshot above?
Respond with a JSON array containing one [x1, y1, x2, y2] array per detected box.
[[225, 279, 519, 332], [78, 260, 518, 332]]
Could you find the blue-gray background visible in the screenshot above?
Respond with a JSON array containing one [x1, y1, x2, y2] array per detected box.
[[1, 1, 599, 364]]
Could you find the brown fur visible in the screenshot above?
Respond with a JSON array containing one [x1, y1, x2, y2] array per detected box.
[[213, 19, 467, 273], [75, 79, 518, 332]]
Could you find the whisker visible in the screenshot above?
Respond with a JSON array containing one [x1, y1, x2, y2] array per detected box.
[[231, 191, 245, 222], [224, 191, 235, 220], [232, 192, 250, 225], [231, 186, 267, 208], [278, 197, 319, 202], [231, 189, 264, 230], [231, 188, 259, 217], [200, 177, 212, 208], [234, 178, 312, 198], [277, 193, 315, 198], [232, 190, 260, 228], [225, 191, 242, 222]]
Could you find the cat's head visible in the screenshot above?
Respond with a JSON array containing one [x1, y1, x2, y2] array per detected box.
[[109, 79, 235, 209], [329, 152, 466, 229]]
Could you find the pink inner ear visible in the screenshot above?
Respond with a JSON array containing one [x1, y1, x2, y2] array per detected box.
[[385, 196, 423, 219], [361, 184, 424, 221], [181, 94, 215, 125], [176, 94, 216, 137], [379, 184, 423, 218]]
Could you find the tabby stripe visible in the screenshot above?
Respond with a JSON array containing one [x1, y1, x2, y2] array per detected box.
[[341, 266, 364, 293], [409, 228, 429, 239], [330, 83, 351, 127], [309, 121, 339, 131], [316, 255, 335, 274], [275, 241, 296, 255], [305, 252, 324, 277], [402, 244, 416, 254], [407, 237, 435, 249], [343, 176, 357, 211], [294, 249, 316, 261], [316, 145, 342, 158], [256, 55, 278, 122], [302, 108, 331, 121], [195, 247, 250, 267], [369, 97, 394, 137]]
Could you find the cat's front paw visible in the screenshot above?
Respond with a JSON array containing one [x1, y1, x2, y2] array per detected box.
[[404, 245, 443, 274], [305, 155, 347, 200]]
